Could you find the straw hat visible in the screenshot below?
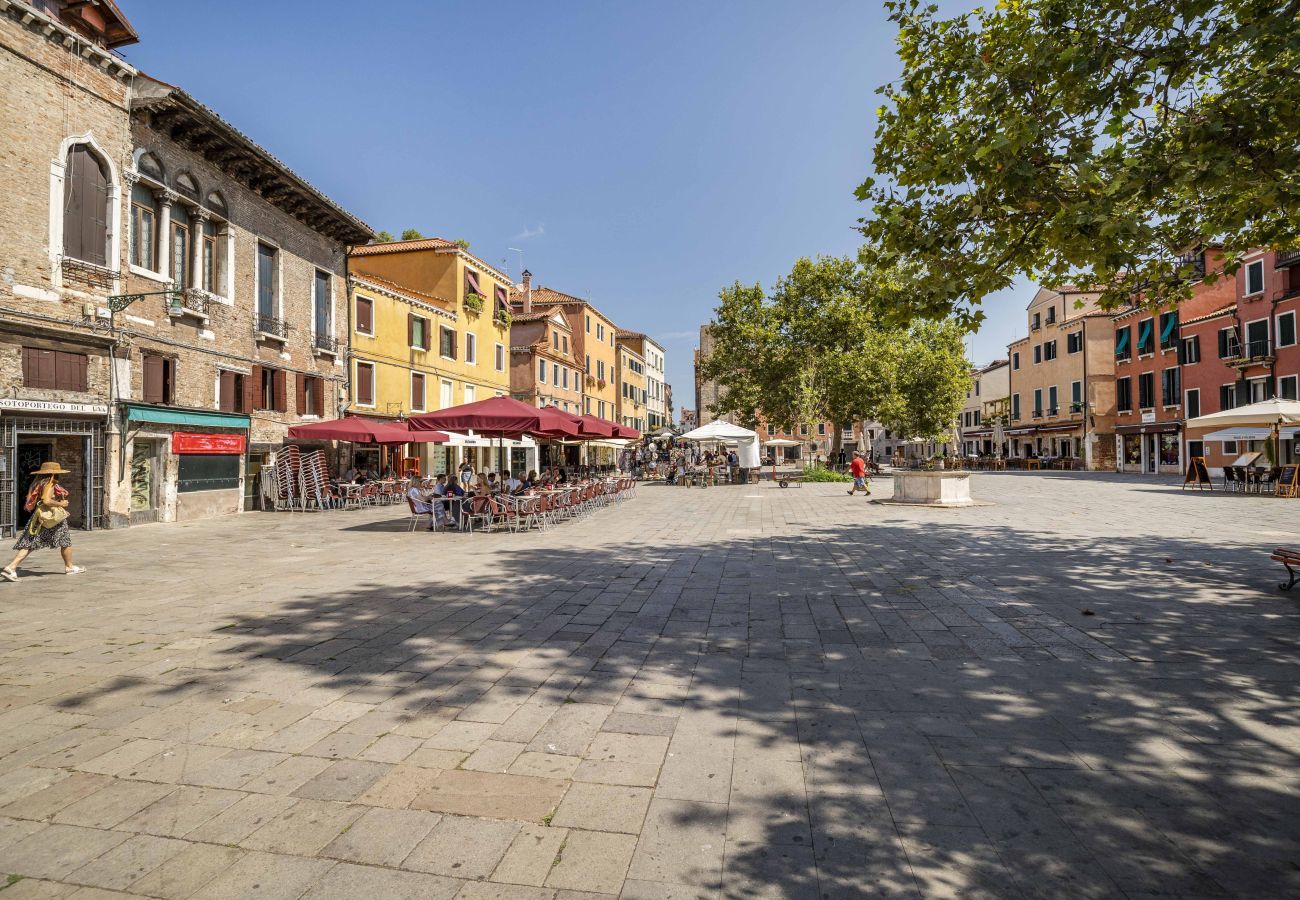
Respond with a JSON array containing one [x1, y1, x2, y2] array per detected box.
[[31, 461, 71, 476]]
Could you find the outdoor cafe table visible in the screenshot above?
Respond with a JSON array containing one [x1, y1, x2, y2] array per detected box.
[[1024, 458, 1042, 470]]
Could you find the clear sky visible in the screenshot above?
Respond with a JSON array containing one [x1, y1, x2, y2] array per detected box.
[[117, 0, 1027, 410]]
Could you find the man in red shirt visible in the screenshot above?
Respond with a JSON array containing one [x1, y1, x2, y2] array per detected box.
[[848, 451, 870, 496]]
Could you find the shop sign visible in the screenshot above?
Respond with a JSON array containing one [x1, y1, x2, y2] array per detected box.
[[172, 432, 246, 455], [0, 399, 108, 416], [1141, 411, 1156, 424]]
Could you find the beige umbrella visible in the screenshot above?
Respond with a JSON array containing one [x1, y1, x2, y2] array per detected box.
[[1187, 399, 1300, 466]]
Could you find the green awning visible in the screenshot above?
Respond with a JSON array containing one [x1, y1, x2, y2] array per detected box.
[[1160, 314, 1178, 342], [1115, 329, 1129, 353], [124, 404, 250, 429]]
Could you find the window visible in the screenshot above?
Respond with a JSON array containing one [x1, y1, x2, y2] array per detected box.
[[256, 243, 278, 319], [439, 326, 457, 359], [1033, 388, 1043, 416], [1031, 312, 1041, 330], [1066, 331, 1082, 354], [1043, 340, 1057, 361], [1159, 311, 1178, 350], [597, 360, 605, 381], [218, 370, 249, 413], [202, 221, 219, 294], [1219, 383, 1236, 412], [495, 343, 506, 372], [562, 335, 568, 354], [1244, 318, 1269, 357], [464, 385, 475, 404], [1245, 259, 1264, 296], [1180, 335, 1201, 364], [177, 455, 239, 493], [1033, 345, 1042, 364], [440, 379, 453, 409], [1117, 377, 1132, 412], [1280, 375, 1299, 401], [1115, 326, 1131, 359], [1278, 311, 1297, 348], [22, 348, 88, 391], [355, 295, 374, 335], [586, 314, 591, 333], [1071, 381, 1082, 411], [355, 362, 375, 406], [1248, 377, 1272, 403], [1136, 318, 1154, 354], [62, 144, 109, 265], [584, 354, 591, 374], [465, 333, 477, 365], [1162, 367, 1180, 406], [562, 368, 569, 389], [256, 366, 287, 412], [1012, 352, 1020, 370], [538, 358, 547, 383], [408, 315, 430, 351], [1217, 326, 1240, 359], [800, 424, 808, 436], [411, 373, 426, 412], [464, 268, 481, 298], [1187, 439, 1204, 460], [313, 271, 331, 338], [1047, 385, 1058, 414], [170, 206, 189, 286], [297, 373, 324, 417], [129, 184, 156, 270], [1223, 440, 1238, 455], [553, 362, 560, 384], [142, 354, 175, 405], [1045, 307, 1056, 325], [1138, 371, 1155, 409], [1185, 388, 1200, 420]]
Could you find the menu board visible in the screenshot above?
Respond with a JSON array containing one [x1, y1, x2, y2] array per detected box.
[[1182, 456, 1212, 490], [1230, 451, 1263, 468], [1277, 465, 1299, 498]]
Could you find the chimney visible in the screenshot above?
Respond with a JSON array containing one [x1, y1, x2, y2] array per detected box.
[[521, 269, 532, 315]]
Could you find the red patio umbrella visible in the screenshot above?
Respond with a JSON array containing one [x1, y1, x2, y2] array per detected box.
[[563, 413, 616, 438], [287, 416, 447, 445], [613, 423, 641, 440], [407, 396, 582, 439]]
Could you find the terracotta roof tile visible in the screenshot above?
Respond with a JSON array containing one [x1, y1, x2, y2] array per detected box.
[[509, 285, 619, 330], [351, 237, 460, 255]]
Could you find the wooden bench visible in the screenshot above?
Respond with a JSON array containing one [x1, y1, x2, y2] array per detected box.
[[1271, 547, 1300, 591]]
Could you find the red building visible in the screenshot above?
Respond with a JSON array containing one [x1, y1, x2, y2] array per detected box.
[[1181, 248, 1300, 475], [1111, 248, 1236, 474]]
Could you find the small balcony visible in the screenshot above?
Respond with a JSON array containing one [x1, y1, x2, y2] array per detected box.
[[168, 288, 210, 320], [1225, 339, 1273, 366], [1032, 409, 1043, 419], [1047, 406, 1060, 417], [1069, 402, 1085, 414], [313, 333, 340, 355], [1275, 249, 1300, 268], [255, 314, 289, 342]]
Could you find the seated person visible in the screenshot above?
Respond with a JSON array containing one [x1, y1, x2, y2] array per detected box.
[[503, 470, 522, 493], [407, 480, 435, 529], [473, 474, 492, 496], [486, 473, 499, 492], [521, 470, 538, 492]]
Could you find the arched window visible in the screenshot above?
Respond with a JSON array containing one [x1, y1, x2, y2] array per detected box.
[[204, 191, 227, 217], [175, 172, 199, 202], [137, 151, 164, 182], [63, 144, 109, 265]]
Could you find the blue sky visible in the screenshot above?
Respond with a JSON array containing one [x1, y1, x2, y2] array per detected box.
[[118, 0, 1027, 410]]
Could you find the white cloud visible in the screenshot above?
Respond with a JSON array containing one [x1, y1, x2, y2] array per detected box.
[[511, 223, 545, 241]]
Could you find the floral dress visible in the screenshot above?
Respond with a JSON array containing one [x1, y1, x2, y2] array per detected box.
[[14, 480, 72, 551]]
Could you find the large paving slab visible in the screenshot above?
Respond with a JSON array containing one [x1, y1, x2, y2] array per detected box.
[[0, 473, 1295, 897]]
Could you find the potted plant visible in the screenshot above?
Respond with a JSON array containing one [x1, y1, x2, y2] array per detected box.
[[464, 292, 484, 313]]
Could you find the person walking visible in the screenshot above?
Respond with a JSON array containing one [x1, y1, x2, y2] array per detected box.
[[847, 450, 871, 497], [2, 461, 84, 580]]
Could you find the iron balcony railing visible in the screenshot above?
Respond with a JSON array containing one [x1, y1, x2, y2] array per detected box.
[[1275, 249, 1300, 268], [255, 314, 288, 338], [176, 289, 209, 317], [313, 333, 339, 353]]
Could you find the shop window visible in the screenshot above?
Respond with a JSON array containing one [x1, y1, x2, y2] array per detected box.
[[22, 347, 88, 391], [1160, 434, 1179, 466], [297, 374, 325, 417], [142, 354, 175, 405], [62, 144, 109, 266], [177, 454, 240, 493], [218, 370, 249, 414], [255, 366, 287, 412]]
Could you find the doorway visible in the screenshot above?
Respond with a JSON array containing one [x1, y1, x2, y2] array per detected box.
[[1145, 434, 1158, 473], [14, 442, 52, 531], [129, 439, 161, 524]]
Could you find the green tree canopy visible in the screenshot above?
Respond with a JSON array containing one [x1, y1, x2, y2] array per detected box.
[[372, 230, 395, 243], [401, 229, 426, 241], [697, 256, 971, 444], [860, 0, 1300, 328]]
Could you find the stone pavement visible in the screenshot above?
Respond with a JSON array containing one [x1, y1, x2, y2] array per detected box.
[[0, 472, 1296, 898]]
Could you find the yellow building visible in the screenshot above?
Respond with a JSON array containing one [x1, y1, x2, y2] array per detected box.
[[510, 273, 619, 421], [615, 338, 648, 434], [347, 237, 513, 473]]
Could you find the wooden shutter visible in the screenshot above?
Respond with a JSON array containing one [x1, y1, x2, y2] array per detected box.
[[296, 373, 307, 415], [240, 371, 255, 413], [53, 352, 78, 392], [313, 377, 325, 417], [422, 319, 431, 351], [219, 371, 235, 412], [142, 355, 163, 403], [451, 331, 457, 360], [357, 364, 374, 405], [63, 147, 108, 265], [273, 368, 287, 412], [249, 365, 263, 410], [408, 313, 414, 348], [357, 296, 372, 333]]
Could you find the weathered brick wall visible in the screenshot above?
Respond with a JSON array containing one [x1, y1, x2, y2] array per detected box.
[[0, 334, 112, 404]]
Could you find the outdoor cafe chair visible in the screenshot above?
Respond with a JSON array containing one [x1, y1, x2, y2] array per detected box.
[[462, 496, 493, 532], [1222, 467, 1237, 492], [406, 497, 435, 532], [1233, 466, 1252, 493]]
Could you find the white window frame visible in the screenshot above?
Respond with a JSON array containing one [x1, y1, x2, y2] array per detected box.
[[464, 384, 476, 404], [355, 293, 375, 336], [410, 371, 426, 412], [354, 361, 376, 409], [1184, 387, 1200, 420], [50, 133, 123, 288], [1276, 311, 1297, 348], [312, 268, 333, 340], [495, 342, 506, 372], [410, 314, 430, 351], [1244, 259, 1265, 297], [465, 332, 477, 365], [439, 379, 454, 409], [1279, 374, 1299, 401], [439, 325, 456, 361], [1243, 315, 1270, 347], [253, 237, 284, 322], [538, 358, 547, 384]]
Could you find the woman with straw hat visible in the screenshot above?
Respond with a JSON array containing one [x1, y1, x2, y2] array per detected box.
[[1, 461, 84, 581]]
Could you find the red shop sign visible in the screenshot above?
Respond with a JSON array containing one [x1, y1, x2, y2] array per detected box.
[[172, 432, 246, 455]]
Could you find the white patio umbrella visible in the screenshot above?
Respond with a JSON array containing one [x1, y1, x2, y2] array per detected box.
[[1186, 398, 1300, 464], [992, 417, 1006, 459]]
